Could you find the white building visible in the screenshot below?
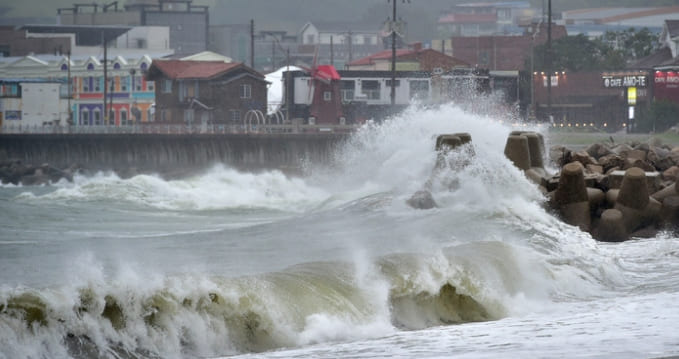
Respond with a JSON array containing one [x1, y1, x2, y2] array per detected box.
[[0, 80, 68, 127]]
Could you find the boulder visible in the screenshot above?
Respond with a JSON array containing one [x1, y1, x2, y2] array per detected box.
[[406, 190, 437, 210], [598, 154, 624, 172], [585, 143, 612, 159], [572, 150, 598, 167], [549, 145, 571, 167], [662, 166, 679, 182]]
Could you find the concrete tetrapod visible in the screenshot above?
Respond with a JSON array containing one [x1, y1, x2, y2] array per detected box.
[[553, 162, 591, 231], [407, 133, 473, 210], [504, 135, 531, 171], [614, 167, 661, 233], [595, 209, 627, 242]]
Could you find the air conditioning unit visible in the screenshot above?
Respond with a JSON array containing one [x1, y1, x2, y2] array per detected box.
[[433, 67, 443, 75], [308, 117, 316, 125]]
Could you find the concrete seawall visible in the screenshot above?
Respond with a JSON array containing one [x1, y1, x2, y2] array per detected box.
[[0, 133, 349, 176]]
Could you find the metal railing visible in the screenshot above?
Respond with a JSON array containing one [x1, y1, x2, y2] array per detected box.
[[0, 123, 359, 135]]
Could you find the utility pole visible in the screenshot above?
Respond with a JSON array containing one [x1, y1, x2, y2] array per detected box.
[[388, 0, 409, 106], [250, 19, 255, 68], [286, 48, 290, 122], [103, 30, 108, 126], [67, 50, 72, 126], [390, 0, 397, 106], [546, 0, 552, 123], [330, 35, 334, 67]]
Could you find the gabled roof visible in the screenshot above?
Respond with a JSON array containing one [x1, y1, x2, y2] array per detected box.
[[300, 21, 379, 34], [9, 55, 49, 67], [180, 51, 233, 63], [347, 49, 415, 66], [666, 20, 679, 38], [150, 60, 242, 80], [148, 60, 265, 81], [628, 47, 673, 69], [347, 48, 469, 67]]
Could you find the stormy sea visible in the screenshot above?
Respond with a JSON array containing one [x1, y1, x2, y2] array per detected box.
[[1, 104, 678, 359]]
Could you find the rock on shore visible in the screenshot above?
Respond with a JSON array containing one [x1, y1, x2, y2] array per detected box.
[[0, 160, 79, 186], [544, 140, 679, 241]]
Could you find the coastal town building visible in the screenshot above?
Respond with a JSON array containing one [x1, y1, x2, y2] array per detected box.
[[146, 59, 268, 126], [57, 0, 208, 56], [299, 22, 387, 70], [345, 43, 469, 72], [0, 53, 157, 129], [437, 1, 536, 38]]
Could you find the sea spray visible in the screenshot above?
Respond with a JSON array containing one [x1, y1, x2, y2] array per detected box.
[[1, 102, 658, 358]]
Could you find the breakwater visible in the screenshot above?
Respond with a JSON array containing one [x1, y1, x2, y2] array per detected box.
[[0, 133, 348, 178]]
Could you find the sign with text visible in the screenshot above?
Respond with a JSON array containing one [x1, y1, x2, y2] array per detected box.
[[602, 74, 647, 88], [628, 87, 637, 105]]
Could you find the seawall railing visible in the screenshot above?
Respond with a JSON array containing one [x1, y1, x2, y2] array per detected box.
[[0, 123, 359, 135]]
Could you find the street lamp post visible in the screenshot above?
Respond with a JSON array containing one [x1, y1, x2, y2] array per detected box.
[[388, 0, 409, 107]]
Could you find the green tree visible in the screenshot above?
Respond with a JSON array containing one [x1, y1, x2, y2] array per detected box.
[[601, 27, 659, 63], [531, 34, 625, 72], [636, 101, 679, 133]]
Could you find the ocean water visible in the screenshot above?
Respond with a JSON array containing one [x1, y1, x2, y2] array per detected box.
[[1, 104, 678, 359]]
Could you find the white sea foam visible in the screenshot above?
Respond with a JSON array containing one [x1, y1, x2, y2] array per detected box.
[[3, 102, 679, 359]]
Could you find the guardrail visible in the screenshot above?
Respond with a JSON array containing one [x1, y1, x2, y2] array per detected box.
[[0, 123, 359, 135]]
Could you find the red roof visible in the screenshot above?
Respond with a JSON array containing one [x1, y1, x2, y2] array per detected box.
[[150, 60, 242, 80], [438, 13, 497, 24], [348, 49, 415, 66], [315, 65, 341, 81]]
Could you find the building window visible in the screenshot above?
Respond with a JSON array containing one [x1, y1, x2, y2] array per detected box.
[[184, 109, 194, 124], [81, 109, 90, 125], [361, 80, 380, 100], [409, 80, 429, 99], [135, 76, 143, 91], [113, 63, 121, 70], [109, 109, 115, 125], [140, 62, 148, 71], [162, 79, 172, 93], [121, 76, 128, 92], [5, 110, 21, 120], [0, 83, 20, 97], [94, 77, 101, 92], [306, 34, 315, 44], [230, 109, 241, 122], [121, 109, 128, 125], [240, 84, 251, 99], [93, 109, 101, 125], [61, 64, 68, 71], [160, 109, 169, 122], [87, 63, 94, 71], [83, 77, 90, 93], [341, 80, 355, 101], [147, 81, 155, 92], [323, 91, 332, 101], [386, 79, 400, 87]]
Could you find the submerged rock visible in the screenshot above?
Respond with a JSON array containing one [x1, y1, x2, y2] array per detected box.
[[406, 190, 437, 210]]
